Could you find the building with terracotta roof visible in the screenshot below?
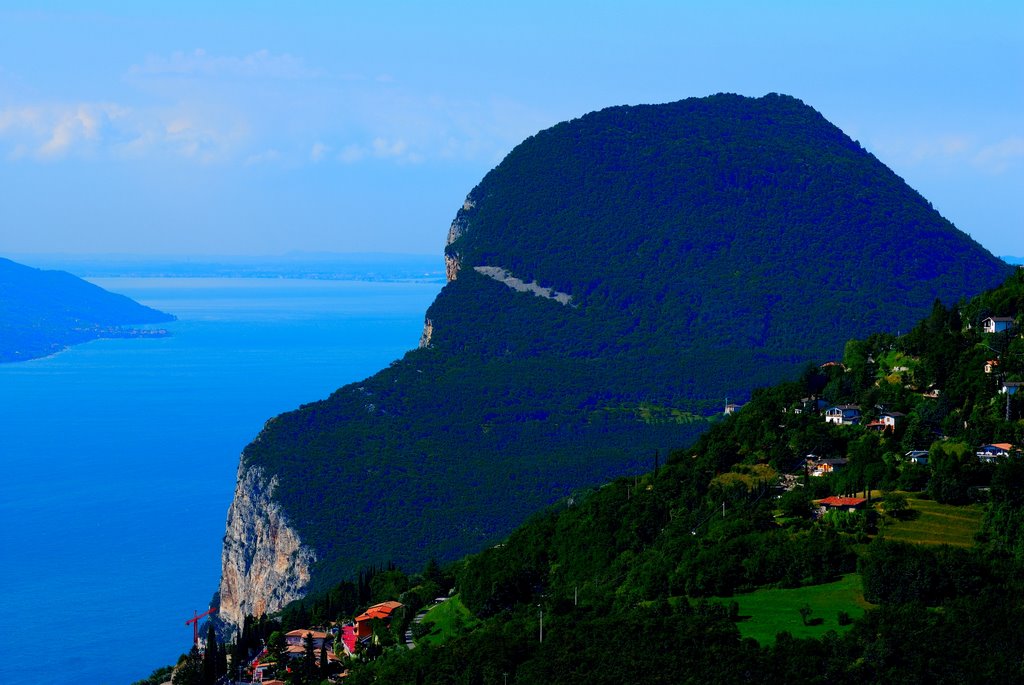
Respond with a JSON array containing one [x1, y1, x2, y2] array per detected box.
[[354, 601, 404, 639], [818, 496, 867, 512], [977, 443, 1015, 462], [285, 629, 330, 649]]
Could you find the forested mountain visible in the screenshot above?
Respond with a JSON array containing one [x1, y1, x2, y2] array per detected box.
[[340, 269, 1024, 685], [0, 257, 174, 362], [218, 94, 1011, 628]]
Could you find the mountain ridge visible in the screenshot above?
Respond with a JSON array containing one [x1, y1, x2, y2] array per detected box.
[[0, 257, 175, 362], [217, 93, 1012, 630]]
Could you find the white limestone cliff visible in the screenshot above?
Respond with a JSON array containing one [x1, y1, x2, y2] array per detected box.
[[217, 461, 316, 633]]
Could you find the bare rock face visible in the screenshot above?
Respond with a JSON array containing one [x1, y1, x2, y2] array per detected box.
[[418, 317, 434, 348], [443, 193, 474, 282], [217, 461, 315, 632]]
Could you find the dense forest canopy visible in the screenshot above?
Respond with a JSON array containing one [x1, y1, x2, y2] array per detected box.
[[241, 93, 1010, 596], [331, 270, 1024, 685]]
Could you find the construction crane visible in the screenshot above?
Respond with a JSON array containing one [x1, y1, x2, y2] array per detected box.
[[185, 607, 218, 648]]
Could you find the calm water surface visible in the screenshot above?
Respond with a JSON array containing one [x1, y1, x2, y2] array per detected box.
[[0, 277, 441, 685]]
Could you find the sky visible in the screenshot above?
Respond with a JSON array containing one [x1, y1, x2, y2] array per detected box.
[[0, 1, 1021, 258]]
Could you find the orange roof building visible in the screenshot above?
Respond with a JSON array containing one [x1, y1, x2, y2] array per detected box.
[[354, 601, 404, 639], [819, 496, 867, 511]]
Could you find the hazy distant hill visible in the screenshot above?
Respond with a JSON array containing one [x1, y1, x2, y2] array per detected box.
[[217, 94, 1011, 628], [0, 257, 174, 362], [9, 252, 445, 282]]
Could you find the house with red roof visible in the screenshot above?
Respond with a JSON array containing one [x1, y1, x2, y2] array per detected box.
[[818, 496, 867, 512], [976, 443, 1015, 463], [354, 600, 404, 640], [285, 629, 330, 649]]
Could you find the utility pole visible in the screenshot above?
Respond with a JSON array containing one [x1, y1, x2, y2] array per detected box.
[[574, 585, 578, 607], [539, 607, 544, 643], [722, 501, 726, 518]]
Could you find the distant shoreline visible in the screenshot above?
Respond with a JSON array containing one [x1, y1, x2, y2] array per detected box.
[[5, 253, 446, 283]]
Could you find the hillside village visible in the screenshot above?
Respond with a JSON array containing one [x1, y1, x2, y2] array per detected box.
[[153, 269, 1024, 685]]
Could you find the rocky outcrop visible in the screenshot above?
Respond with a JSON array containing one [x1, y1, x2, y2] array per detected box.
[[443, 194, 475, 282], [419, 317, 434, 348], [473, 266, 573, 305], [217, 461, 315, 633], [444, 253, 461, 281]]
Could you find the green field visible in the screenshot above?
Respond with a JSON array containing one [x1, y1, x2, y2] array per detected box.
[[715, 574, 872, 644], [416, 595, 480, 647], [878, 495, 983, 547]]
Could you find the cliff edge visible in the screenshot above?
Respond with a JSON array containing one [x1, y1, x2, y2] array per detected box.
[[218, 461, 315, 629]]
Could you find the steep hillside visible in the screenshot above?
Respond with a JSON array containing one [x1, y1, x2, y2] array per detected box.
[[0, 257, 174, 362], [343, 270, 1024, 685], [218, 94, 1011, 629]]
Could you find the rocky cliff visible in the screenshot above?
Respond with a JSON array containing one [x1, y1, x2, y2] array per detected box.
[[218, 461, 315, 629]]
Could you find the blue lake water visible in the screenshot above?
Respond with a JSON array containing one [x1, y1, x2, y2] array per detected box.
[[0, 277, 442, 685]]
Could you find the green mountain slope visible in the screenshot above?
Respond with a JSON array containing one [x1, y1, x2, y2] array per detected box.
[[0, 257, 174, 362], [225, 94, 1011, 608], [339, 270, 1024, 685]]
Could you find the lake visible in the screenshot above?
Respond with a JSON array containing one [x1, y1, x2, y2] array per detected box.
[[0, 277, 442, 685]]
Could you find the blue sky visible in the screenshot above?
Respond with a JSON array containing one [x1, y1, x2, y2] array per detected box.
[[0, 1, 1021, 257]]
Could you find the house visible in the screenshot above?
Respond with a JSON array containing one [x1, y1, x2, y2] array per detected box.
[[805, 456, 848, 477], [880, 411, 904, 429], [285, 629, 330, 649], [724, 402, 744, 415], [976, 443, 1015, 462], [354, 600, 404, 639], [905, 450, 930, 465], [983, 316, 1015, 333], [1001, 381, 1024, 395], [790, 397, 829, 415], [818, 496, 867, 512], [985, 359, 1000, 374], [825, 404, 861, 425]]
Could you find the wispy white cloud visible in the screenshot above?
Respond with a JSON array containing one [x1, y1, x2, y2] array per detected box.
[[972, 137, 1024, 174], [0, 101, 248, 163], [310, 141, 329, 162], [0, 48, 550, 169]]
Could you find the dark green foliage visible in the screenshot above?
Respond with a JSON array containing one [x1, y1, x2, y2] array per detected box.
[[171, 648, 203, 685], [0, 256, 174, 362], [858, 539, 993, 605], [981, 454, 1024, 561], [342, 268, 1024, 684], [243, 93, 1009, 596]]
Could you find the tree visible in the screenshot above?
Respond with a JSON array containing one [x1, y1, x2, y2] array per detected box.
[[881, 491, 910, 519], [171, 648, 203, 685], [303, 632, 317, 684], [779, 488, 812, 519], [201, 623, 220, 685], [798, 604, 813, 626], [320, 642, 330, 680]]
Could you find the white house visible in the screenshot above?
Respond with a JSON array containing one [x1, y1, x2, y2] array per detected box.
[[825, 404, 861, 425], [983, 316, 1015, 333], [905, 450, 929, 465]]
